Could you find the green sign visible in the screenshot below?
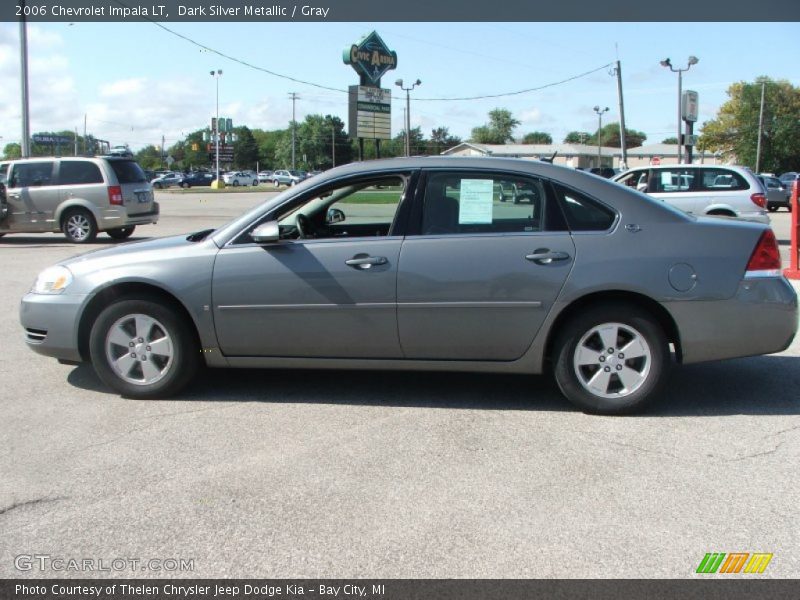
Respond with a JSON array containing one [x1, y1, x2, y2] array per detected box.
[[343, 31, 397, 86]]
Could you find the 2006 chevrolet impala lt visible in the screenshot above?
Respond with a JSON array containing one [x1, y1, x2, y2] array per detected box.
[[20, 157, 798, 414]]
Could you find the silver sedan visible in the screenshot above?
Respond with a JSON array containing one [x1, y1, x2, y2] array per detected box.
[[20, 157, 798, 414]]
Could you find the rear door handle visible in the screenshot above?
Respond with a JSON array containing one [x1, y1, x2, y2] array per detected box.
[[345, 255, 388, 269], [525, 249, 570, 265]]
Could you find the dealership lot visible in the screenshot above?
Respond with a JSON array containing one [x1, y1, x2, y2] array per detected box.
[[1, 192, 798, 578]]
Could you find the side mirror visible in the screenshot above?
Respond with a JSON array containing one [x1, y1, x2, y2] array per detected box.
[[251, 221, 280, 244], [326, 208, 345, 224]]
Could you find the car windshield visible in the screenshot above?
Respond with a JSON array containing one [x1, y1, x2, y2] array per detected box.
[[109, 160, 147, 183]]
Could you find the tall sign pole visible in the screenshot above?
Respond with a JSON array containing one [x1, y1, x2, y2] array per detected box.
[[19, 1, 31, 158], [614, 61, 628, 170]]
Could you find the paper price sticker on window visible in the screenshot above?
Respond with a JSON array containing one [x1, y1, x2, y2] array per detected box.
[[458, 179, 494, 224]]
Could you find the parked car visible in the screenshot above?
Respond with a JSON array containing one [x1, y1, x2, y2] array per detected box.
[[271, 169, 305, 187], [257, 170, 274, 183], [1, 156, 158, 243], [20, 157, 797, 414], [779, 172, 799, 186], [151, 172, 183, 189], [758, 175, 791, 212], [179, 172, 214, 188], [108, 145, 133, 158], [613, 164, 769, 223], [222, 171, 259, 186]]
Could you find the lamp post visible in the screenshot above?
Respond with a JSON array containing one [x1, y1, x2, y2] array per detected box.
[[660, 56, 698, 164], [395, 78, 421, 157], [593, 106, 609, 167], [210, 69, 222, 184]]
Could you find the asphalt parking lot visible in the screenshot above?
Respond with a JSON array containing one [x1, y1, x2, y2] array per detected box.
[[1, 192, 798, 578]]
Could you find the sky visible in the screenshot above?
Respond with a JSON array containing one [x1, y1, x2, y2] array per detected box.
[[0, 21, 798, 153]]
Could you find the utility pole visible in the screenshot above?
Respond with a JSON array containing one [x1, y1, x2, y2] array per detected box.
[[161, 134, 165, 169], [74, 127, 78, 156], [613, 60, 628, 170], [289, 92, 299, 169], [755, 80, 766, 174], [331, 124, 336, 167], [83, 114, 87, 154], [19, 1, 31, 158]]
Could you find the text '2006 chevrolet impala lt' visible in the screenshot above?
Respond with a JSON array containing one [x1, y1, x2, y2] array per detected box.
[[20, 158, 798, 414]]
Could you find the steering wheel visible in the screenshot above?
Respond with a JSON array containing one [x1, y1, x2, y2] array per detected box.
[[295, 213, 313, 238]]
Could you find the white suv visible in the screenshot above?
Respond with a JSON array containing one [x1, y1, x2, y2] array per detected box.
[[613, 165, 769, 224]]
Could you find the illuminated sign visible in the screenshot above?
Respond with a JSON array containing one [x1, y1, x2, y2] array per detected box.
[[348, 86, 391, 140]]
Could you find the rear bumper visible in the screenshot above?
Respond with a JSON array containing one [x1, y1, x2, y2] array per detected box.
[[667, 277, 798, 364], [20, 292, 89, 363], [98, 202, 159, 229]]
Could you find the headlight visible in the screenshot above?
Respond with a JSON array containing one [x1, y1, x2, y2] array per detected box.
[[32, 265, 73, 294]]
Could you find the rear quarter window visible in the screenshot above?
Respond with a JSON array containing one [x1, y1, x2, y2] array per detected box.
[[699, 168, 748, 191], [555, 185, 616, 231], [59, 161, 103, 185], [108, 160, 147, 184]]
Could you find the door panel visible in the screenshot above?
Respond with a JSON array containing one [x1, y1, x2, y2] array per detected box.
[[5, 161, 58, 231], [397, 233, 575, 360], [213, 239, 403, 357]]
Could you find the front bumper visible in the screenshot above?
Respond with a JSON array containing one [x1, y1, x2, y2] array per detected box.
[[668, 277, 798, 364], [20, 292, 90, 363]]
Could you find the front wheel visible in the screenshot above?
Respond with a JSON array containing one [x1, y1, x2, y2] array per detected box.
[[252, 179, 259, 186], [89, 298, 199, 398], [273, 180, 280, 188], [107, 226, 136, 240], [552, 305, 669, 414], [232, 180, 240, 187], [62, 208, 97, 243]]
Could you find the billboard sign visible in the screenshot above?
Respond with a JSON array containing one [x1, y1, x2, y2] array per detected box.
[[343, 31, 397, 87], [348, 86, 391, 140]]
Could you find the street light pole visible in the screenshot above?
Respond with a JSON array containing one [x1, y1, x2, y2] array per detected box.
[[593, 106, 609, 167], [755, 80, 766, 174], [19, 3, 31, 158], [395, 78, 421, 157], [289, 92, 299, 169], [660, 56, 698, 164], [210, 69, 222, 184]]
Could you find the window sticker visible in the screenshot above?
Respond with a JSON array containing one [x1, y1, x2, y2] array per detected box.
[[458, 179, 494, 224]]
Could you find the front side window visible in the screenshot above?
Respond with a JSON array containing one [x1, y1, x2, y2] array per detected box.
[[253, 175, 407, 242], [420, 172, 551, 235], [59, 161, 103, 185], [9, 162, 55, 188]]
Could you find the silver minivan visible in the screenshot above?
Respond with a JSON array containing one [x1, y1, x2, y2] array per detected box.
[[613, 164, 769, 224], [0, 156, 159, 243]]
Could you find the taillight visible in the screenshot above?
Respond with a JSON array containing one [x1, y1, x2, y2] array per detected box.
[[746, 229, 781, 274], [750, 192, 766, 208], [108, 185, 123, 206]]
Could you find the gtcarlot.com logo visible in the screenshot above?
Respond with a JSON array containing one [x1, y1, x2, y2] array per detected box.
[[14, 554, 194, 573], [696, 552, 773, 574]]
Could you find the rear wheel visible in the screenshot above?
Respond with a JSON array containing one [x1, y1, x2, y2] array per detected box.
[[107, 226, 136, 240], [232, 180, 240, 187], [273, 180, 280, 188], [89, 297, 199, 398], [62, 208, 97, 243], [553, 304, 669, 415], [252, 179, 259, 186]]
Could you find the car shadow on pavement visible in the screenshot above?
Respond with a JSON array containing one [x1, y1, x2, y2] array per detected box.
[[0, 236, 149, 246], [66, 354, 800, 416]]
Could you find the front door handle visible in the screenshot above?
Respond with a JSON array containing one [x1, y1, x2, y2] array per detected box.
[[525, 249, 570, 265], [345, 255, 388, 269]]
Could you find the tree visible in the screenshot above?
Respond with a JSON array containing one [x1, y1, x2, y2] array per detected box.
[[3, 143, 21, 159], [233, 126, 259, 170], [134, 145, 164, 170], [428, 126, 461, 155], [470, 109, 520, 144], [563, 131, 592, 144], [661, 137, 678, 145], [586, 122, 647, 148], [521, 131, 553, 144], [700, 77, 800, 173], [274, 114, 353, 170]]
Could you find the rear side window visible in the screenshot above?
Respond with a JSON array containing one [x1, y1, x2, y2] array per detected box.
[[699, 168, 748, 191], [108, 160, 147, 184], [555, 185, 616, 231], [649, 168, 694, 193], [9, 162, 55, 188], [421, 172, 554, 235], [59, 161, 103, 185]]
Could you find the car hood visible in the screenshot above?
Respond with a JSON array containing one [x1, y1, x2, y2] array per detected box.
[[60, 233, 216, 275]]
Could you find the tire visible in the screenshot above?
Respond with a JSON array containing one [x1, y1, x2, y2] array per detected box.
[[273, 180, 280, 188], [233, 180, 240, 187], [89, 297, 199, 399], [107, 226, 136, 240], [62, 208, 97, 243], [252, 179, 259, 186], [552, 304, 669, 415], [154, 183, 163, 190], [767, 205, 777, 212]]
